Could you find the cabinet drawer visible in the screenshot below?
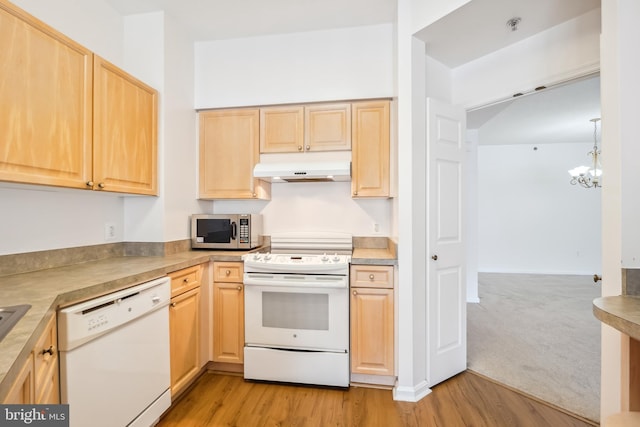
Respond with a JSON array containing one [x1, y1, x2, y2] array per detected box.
[[213, 262, 243, 283], [169, 265, 201, 297], [350, 265, 394, 289]]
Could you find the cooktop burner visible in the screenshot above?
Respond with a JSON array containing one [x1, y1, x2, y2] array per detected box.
[[243, 232, 353, 275]]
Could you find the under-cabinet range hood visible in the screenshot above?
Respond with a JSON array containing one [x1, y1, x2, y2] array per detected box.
[[253, 161, 351, 183]]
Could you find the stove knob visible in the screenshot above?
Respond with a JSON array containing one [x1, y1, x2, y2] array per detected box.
[[321, 253, 329, 262], [332, 253, 341, 262], [264, 252, 272, 261], [253, 254, 261, 261]]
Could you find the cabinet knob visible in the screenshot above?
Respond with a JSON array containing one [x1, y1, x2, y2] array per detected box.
[[298, 145, 303, 151], [353, 191, 358, 196], [171, 302, 176, 308], [183, 277, 189, 283], [369, 274, 375, 280], [226, 269, 231, 275], [98, 182, 105, 189], [41, 346, 54, 356], [252, 193, 257, 198], [352, 290, 357, 296], [86, 181, 94, 188], [237, 286, 242, 291], [305, 145, 310, 150]]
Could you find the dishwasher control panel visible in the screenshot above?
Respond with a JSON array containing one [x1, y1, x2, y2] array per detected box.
[[58, 276, 171, 351]]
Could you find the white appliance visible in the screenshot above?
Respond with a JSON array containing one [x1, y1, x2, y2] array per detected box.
[[253, 161, 351, 182], [242, 232, 351, 387], [58, 277, 171, 427]]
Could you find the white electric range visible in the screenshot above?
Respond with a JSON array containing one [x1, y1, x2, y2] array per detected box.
[[242, 232, 352, 387]]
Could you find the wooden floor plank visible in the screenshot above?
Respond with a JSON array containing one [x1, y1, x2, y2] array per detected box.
[[157, 371, 597, 427]]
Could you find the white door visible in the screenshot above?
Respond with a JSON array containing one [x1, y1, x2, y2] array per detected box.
[[426, 97, 467, 386]]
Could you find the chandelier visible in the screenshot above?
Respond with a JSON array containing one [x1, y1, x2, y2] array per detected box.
[[568, 118, 602, 188]]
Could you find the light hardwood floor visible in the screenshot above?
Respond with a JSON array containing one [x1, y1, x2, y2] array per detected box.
[[157, 371, 597, 427]]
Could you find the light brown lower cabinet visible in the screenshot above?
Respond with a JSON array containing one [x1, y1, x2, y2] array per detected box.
[[350, 265, 395, 385], [3, 314, 59, 404], [169, 265, 202, 397], [213, 262, 244, 366]]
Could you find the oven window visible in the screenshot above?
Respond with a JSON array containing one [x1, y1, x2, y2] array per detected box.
[[262, 292, 329, 330]]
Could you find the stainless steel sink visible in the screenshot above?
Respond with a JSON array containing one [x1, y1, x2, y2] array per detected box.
[[0, 304, 31, 342]]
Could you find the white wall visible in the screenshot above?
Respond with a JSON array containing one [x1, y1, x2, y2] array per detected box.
[[477, 143, 601, 274], [194, 24, 394, 108], [0, 0, 127, 256], [161, 15, 205, 241], [600, 0, 640, 420], [452, 9, 600, 109], [194, 25, 396, 238], [10, 0, 124, 65], [0, 2, 201, 254]]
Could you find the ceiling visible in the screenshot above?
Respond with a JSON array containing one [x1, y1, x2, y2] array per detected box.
[[104, 0, 397, 41], [416, 0, 600, 68], [103, 0, 601, 146], [468, 75, 601, 145]]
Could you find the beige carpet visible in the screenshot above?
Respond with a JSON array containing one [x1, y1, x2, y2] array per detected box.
[[467, 273, 601, 422]]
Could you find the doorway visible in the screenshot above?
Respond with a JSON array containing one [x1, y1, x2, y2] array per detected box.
[[465, 75, 602, 422]]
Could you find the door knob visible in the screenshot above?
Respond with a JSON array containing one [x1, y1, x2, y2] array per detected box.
[[432, 255, 438, 261], [593, 274, 602, 283]]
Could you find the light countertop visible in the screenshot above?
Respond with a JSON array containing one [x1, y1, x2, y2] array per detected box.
[[0, 245, 397, 397], [593, 295, 640, 340]]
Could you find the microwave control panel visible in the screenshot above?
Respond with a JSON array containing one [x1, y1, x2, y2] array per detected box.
[[239, 218, 249, 243]]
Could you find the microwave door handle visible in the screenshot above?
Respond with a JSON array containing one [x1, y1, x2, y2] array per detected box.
[[231, 221, 237, 240]]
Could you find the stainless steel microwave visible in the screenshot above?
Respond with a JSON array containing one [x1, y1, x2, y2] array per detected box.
[[191, 214, 262, 250]]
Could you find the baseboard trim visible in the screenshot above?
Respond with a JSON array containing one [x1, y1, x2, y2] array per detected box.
[[393, 380, 432, 402]]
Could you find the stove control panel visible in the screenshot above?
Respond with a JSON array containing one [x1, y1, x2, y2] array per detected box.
[[249, 253, 350, 265]]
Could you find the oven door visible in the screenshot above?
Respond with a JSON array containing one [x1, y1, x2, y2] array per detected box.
[[192, 215, 238, 249], [244, 273, 349, 352]]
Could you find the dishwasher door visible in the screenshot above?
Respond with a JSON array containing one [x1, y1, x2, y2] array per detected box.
[[58, 277, 171, 427]]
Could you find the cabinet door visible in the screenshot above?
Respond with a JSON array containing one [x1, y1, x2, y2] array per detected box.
[[305, 103, 351, 151], [350, 287, 394, 376], [0, 1, 93, 189], [260, 106, 304, 153], [351, 100, 390, 198], [169, 287, 201, 397], [2, 353, 34, 404], [199, 109, 270, 199], [33, 315, 59, 404], [93, 55, 158, 195], [213, 282, 244, 364]]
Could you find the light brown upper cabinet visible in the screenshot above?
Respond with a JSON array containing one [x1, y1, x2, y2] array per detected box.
[[199, 109, 271, 200], [351, 100, 390, 198], [93, 56, 158, 195], [305, 103, 351, 151], [0, 0, 93, 190], [0, 0, 158, 195], [260, 106, 304, 153], [260, 103, 351, 153]]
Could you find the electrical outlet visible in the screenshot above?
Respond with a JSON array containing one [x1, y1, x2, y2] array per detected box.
[[104, 222, 116, 241], [373, 223, 380, 233]]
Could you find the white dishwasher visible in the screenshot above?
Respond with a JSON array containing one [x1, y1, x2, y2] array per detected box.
[[58, 276, 171, 427]]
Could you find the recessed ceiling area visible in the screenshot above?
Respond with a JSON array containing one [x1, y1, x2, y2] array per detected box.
[[416, 0, 600, 68], [468, 75, 601, 146], [104, 0, 397, 41]]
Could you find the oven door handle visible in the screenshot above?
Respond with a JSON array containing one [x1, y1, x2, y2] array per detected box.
[[243, 274, 348, 289]]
